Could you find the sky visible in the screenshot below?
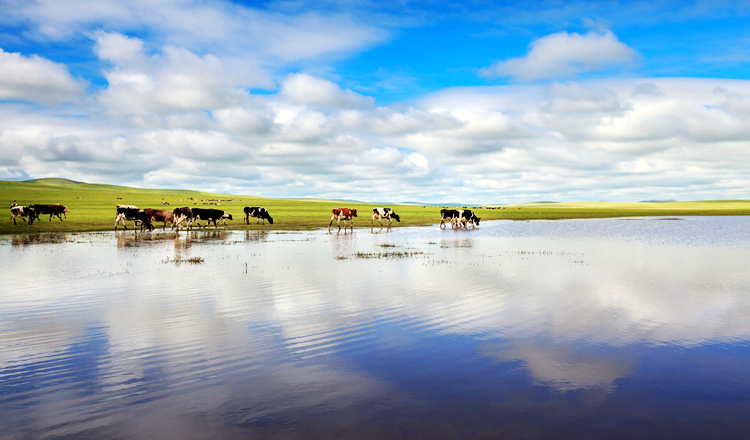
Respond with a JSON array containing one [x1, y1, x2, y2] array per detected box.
[[0, 0, 749, 204]]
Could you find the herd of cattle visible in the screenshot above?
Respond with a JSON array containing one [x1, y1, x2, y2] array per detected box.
[[9, 203, 481, 230]]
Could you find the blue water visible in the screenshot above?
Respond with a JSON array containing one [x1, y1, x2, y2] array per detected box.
[[2, 217, 750, 439]]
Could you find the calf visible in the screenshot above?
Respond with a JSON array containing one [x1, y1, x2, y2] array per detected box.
[[191, 208, 232, 228], [329, 208, 357, 231], [9, 204, 30, 225], [172, 207, 193, 230], [142, 208, 176, 230], [114, 205, 142, 229], [371, 207, 400, 227], [244, 207, 273, 225], [28, 204, 69, 222]]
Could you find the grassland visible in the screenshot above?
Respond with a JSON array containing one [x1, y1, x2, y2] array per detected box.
[[2, 178, 750, 235]]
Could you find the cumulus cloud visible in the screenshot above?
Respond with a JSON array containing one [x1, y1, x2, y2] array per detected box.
[[281, 73, 374, 109], [94, 32, 247, 115], [0, 48, 85, 104], [481, 31, 639, 81]]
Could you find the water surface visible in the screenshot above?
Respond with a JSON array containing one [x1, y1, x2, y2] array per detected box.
[[3, 217, 750, 439]]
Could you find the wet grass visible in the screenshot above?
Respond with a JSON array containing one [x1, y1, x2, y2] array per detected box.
[[163, 255, 205, 265], [3, 178, 750, 235]]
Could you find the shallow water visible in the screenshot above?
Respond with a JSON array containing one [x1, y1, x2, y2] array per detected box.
[[2, 217, 750, 439]]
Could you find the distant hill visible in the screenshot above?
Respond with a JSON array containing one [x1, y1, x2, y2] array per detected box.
[[640, 199, 677, 203], [23, 178, 84, 186]]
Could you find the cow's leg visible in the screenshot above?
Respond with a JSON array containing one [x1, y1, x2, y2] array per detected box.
[[370, 214, 375, 226], [337, 217, 342, 230], [387, 217, 392, 227], [11, 215, 17, 225], [328, 215, 335, 231]]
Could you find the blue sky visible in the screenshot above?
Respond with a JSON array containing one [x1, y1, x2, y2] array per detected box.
[[0, 0, 749, 203]]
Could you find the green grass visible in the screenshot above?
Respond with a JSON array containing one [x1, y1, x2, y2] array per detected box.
[[2, 178, 750, 235]]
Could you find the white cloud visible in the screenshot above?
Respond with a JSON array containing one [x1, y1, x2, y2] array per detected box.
[[94, 32, 247, 115], [481, 31, 639, 81], [281, 73, 374, 109], [0, 48, 85, 104]]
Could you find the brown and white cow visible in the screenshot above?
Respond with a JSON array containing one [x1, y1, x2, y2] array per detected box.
[[10, 204, 30, 225], [172, 207, 193, 230], [371, 207, 401, 227], [328, 208, 357, 231], [142, 208, 176, 230]]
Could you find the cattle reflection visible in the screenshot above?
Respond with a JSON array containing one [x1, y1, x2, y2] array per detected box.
[[245, 231, 269, 242], [115, 231, 178, 248], [330, 229, 357, 256], [10, 233, 70, 248]]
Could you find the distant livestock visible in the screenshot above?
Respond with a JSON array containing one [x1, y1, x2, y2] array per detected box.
[[191, 208, 232, 228], [329, 208, 357, 231], [28, 204, 69, 223], [9, 204, 30, 225], [371, 207, 400, 227], [244, 207, 273, 225]]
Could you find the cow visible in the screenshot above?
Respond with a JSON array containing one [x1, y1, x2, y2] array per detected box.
[[28, 204, 69, 222], [244, 207, 273, 225], [454, 209, 481, 229], [172, 207, 193, 230], [328, 208, 357, 231], [439, 209, 459, 229], [191, 208, 232, 228], [114, 205, 151, 230], [371, 207, 400, 227], [9, 204, 31, 225], [142, 208, 176, 230]]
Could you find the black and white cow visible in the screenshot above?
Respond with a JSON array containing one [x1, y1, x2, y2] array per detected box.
[[114, 205, 150, 230], [191, 208, 232, 228], [371, 207, 400, 227], [172, 207, 193, 230], [10, 204, 30, 225], [439, 209, 459, 229], [454, 209, 481, 229], [244, 207, 273, 225]]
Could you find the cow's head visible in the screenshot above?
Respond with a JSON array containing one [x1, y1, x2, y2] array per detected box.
[[473, 216, 481, 225], [265, 213, 274, 224], [63, 206, 70, 213], [223, 212, 233, 220], [352, 209, 358, 217], [26, 208, 36, 225], [392, 213, 401, 222]]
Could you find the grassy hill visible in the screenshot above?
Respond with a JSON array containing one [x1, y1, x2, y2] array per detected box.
[[2, 178, 750, 234]]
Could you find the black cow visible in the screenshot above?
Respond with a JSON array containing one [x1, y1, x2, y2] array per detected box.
[[192, 208, 232, 228], [114, 205, 154, 231], [371, 207, 400, 227], [172, 207, 193, 230], [9, 204, 30, 225], [28, 204, 69, 222], [244, 207, 273, 225]]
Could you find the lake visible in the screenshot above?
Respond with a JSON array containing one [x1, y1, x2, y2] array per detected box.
[[3, 217, 750, 439]]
